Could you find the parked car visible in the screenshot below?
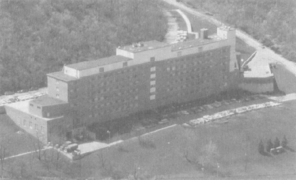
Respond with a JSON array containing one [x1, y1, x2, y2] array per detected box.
[[66, 143, 78, 153]]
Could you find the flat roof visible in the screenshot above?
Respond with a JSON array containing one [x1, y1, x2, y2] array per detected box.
[[171, 35, 223, 51], [66, 55, 131, 71], [5, 100, 31, 114], [117, 40, 169, 53], [5, 100, 63, 121], [47, 71, 77, 82], [30, 95, 67, 107]]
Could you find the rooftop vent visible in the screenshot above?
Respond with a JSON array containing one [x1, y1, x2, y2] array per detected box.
[[132, 43, 144, 48], [200, 28, 208, 40]]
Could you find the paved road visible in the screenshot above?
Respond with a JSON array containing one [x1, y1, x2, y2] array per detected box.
[[162, 0, 296, 77]]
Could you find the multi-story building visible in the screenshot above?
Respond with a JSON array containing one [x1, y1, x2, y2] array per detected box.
[[5, 26, 240, 144]]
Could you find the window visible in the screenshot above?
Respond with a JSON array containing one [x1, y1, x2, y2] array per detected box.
[[150, 87, 156, 93], [47, 112, 50, 117], [123, 62, 128, 67], [150, 80, 156, 86], [150, 74, 156, 79], [177, 51, 182, 57], [150, 94, 156, 100], [150, 67, 156, 72], [99, 67, 104, 73], [150, 57, 155, 62]]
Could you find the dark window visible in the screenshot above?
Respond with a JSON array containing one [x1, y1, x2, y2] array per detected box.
[[177, 51, 182, 57], [150, 57, 155, 62], [99, 67, 104, 73]]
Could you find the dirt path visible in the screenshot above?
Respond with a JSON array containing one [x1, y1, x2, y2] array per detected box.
[[162, 0, 296, 77]]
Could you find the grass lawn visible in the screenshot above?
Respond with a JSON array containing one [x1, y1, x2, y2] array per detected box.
[[64, 99, 295, 179], [0, 115, 40, 156], [3, 98, 296, 179]]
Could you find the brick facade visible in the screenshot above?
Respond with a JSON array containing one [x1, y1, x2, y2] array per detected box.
[[6, 26, 240, 144]]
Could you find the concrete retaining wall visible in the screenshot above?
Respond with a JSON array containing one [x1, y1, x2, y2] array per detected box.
[[272, 63, 296, 94], [239, 77, 274, 93], [0, 106, 5, 114]]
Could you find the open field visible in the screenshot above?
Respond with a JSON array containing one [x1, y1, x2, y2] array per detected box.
[[78, 100, 296, 179], [4, 98, 296, 179]]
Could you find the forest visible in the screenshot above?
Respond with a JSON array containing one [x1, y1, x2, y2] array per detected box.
[[0, 0, 167, 94], [181, 0, 296, 62]]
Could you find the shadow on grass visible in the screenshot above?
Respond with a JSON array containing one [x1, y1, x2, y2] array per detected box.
[[138, 137, 156, 150], [284, 146, 296, 153]]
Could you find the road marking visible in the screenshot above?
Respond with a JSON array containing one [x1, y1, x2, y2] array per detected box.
[[142, 124, 177, 137]]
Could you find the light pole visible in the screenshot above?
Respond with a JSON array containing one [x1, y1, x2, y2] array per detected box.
[[98, 127, 111, 142], [106, 130, 111, 142]]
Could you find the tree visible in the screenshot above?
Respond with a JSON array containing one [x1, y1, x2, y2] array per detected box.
[[29, 131, 45, 161], [266, 139, 273, 153], [274, 137, 280, 148], [0, 0, 167, 94], [0, 135, 9, 179]]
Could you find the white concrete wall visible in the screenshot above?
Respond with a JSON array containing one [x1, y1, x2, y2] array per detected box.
[[116, 49, 134, 59], [64, 66, 78, 78], [239, 82, 274, 93], [217, 26, 237, 72]]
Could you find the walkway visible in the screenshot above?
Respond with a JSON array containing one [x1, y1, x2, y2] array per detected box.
[[4, 147, 52, 160], [175, 9, 192, 33]]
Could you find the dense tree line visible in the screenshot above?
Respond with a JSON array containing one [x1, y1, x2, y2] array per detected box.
[[0, 0, 167, 94], [182, 0, 296, 61]]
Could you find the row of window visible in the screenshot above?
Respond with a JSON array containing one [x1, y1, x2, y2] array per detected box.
[[88, 102, 139, 118], [168, 48, 230, 65], [23, 119, 45, 134]]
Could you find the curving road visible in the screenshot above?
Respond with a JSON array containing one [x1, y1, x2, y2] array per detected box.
[[162, 0, 296, 78]]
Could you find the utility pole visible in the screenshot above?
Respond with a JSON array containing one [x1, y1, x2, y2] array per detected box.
[[244, 134, 250, 172]]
